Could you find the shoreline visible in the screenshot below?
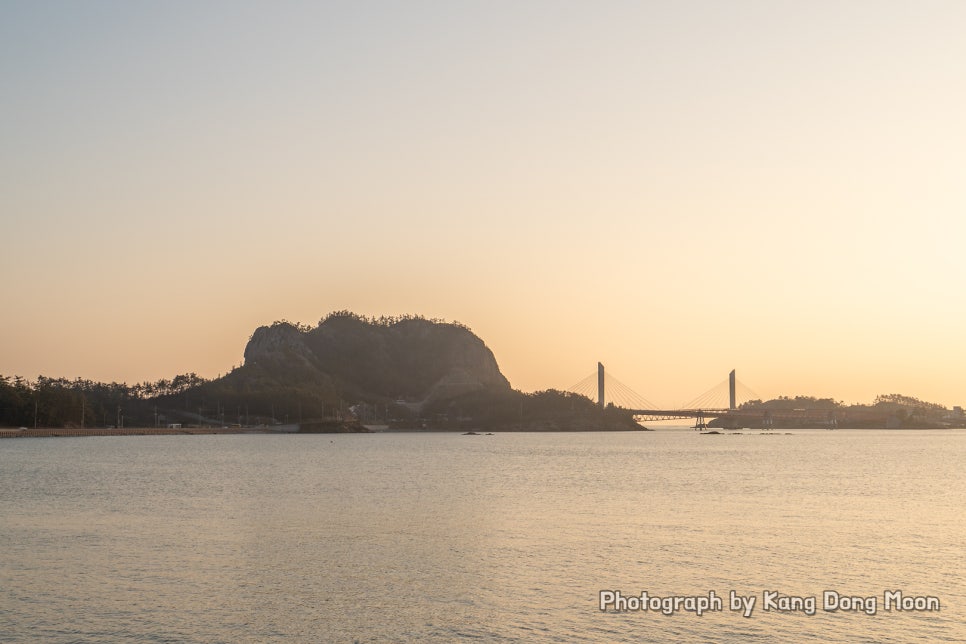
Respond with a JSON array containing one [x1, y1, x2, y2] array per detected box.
[[3, 425, 952, 439], [1, 426, 648, 438], [0, 427, 273, 439]]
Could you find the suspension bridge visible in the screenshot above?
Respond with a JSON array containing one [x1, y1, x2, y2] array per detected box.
[[568, 363, 760, 428]]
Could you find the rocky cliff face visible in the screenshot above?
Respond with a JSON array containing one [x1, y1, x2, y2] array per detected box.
[[245, 322, 317, 369], [243, 315, 510, 406]]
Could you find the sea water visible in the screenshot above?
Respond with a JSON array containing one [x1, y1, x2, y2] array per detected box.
[[1, 429, 964, 642]]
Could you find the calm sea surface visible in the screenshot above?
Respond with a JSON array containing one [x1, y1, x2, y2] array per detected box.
[[1, 429, 964, 642]]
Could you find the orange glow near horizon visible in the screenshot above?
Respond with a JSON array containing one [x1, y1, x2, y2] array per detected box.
[[2, 2, 965, 407]]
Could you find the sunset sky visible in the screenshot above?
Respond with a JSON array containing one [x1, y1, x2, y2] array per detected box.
[[2, 1, 965, 408]]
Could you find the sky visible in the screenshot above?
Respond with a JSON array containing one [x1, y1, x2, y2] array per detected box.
[[2, 1, 965, 408]]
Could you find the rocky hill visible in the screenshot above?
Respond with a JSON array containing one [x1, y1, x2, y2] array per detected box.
[[193, 311, 642, 430], [0, 311, 645, 431], [242, 312, 510, 407]]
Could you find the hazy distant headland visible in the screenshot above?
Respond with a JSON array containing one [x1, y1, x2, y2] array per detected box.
[[0, 311, 642, 432], [711, 394, 964, 430]]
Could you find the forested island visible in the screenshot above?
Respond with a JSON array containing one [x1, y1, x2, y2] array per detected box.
[[709, 393, 964, 430], [0, 311, 641, 433]]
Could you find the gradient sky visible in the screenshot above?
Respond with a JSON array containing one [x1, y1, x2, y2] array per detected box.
[[2, 1, 965, 408]]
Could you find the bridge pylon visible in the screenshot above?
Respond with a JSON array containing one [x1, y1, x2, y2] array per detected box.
[[729, 369, 736, 410], [597, 362, 605, 409]]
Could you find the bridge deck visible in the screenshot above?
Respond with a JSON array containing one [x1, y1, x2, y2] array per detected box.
[[627, 409, 732, 418]]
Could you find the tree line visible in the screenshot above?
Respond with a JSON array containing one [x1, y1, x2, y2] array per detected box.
[[264, 310, 472, 333], [740, 393, 949, 414], [0, 373, 208, 428]]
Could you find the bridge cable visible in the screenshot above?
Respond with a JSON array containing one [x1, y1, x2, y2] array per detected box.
[[603, 371, 659, 409], [681, 377, 731, 410]]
